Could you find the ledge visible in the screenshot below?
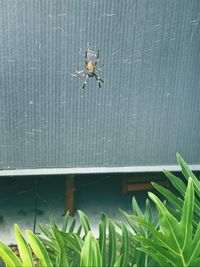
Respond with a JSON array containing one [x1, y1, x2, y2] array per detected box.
[[0, 164, 199, 176]]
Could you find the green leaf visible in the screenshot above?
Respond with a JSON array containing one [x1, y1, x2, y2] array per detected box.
[[99, 213, 107, 267], [69, 218, 76, 233], [188, 222, 200, 264], [148, 191, 182, 252], [62, 211, 69, 232], [132, 197, 144, 217], [78, 210, 91, 236], [163, 169, 186, 196], [135, 177, 200, 267], [152, 182, 183, 211], [132, 215, 166, 248], [76, 225, 82, 236], [135, 236, 177, 266], [60, 232, 83, 254], [120, 197, 158, 267], [180, 177, 193, 250], [120, 223, 129, 267], [177, 153, 200, 196], [144, 199, 153, 224], [14, 224, 34, 267], [49, 215, 57, 228], [0, 240, 23, 267], [108, 220, 117, 267], [26, 230, 53, 267], [164, 158, 200, 217], [136, 247, 172, 267], [113, 255, 122, 267], [39, 224, 53, 239], [80, 231, 102, 267], [153, 181, 200, 230], [119, 209, 138, 234], [51, 226, 70, 267]]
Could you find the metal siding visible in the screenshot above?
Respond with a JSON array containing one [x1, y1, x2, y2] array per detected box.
[[0, 0, 199, 170]]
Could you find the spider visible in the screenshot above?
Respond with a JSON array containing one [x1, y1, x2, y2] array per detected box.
[[72, 49, 104, 89]]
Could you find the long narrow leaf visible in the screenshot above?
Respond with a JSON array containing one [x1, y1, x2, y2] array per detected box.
[[52, 226, 69, 267], [76, 225, 82, 236], [0, 241, 23, 267], [62, 211, 69, 232], [163, 169, 186, 196], [180, 178, 193, 250], [189, 222, 200, 263], [108, 220, 117, 267], [14, 224, 34, 267], [61, 232, 83, 254], [132, 197, 144, 217], [80, 231, 102, 267], [148, 192, 182, 252], [135, 236, 179, 266], [99, 213, 107, 267], [39, 224, 53, 239], [137, 247, 173, 267], [152, 182, 183, 211], [164, 169, 200, 215], [177, 153, 200, 196], [69, 218, 76, 233], [120, 223, 129, 267], [78, 210, 91, 236], [119, 209, 138, 234], [114, 255, 122, 267], [26, 230, 53, 267]]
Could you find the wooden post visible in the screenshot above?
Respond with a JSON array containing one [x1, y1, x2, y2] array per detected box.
[[122, 177, 128, 193], [65, 175, 75, 216]]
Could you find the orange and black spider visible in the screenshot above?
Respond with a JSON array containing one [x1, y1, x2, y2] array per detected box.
[[82, 49, 104, 89], [72, 49, 104, 89]]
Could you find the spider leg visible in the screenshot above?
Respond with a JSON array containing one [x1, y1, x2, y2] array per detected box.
[[99, 76, 104, 83], [71, 69, 85, 77], [85, 50, 88, 60], [95, 50, 100, 66], [82, 74, 88, 89], [94, 73, 103, 88]]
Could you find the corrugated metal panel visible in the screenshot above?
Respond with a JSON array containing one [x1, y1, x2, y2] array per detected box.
[[0, 0, 199, 171]]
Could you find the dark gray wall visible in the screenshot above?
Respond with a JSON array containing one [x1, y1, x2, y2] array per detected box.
[[0, 0, 199, 170]]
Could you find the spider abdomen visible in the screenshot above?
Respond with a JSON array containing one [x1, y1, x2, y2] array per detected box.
[[87, 61, 95, 73]]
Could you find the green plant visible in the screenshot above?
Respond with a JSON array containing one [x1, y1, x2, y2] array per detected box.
[[118, 197, 158, 267], [0, 153, 198, 267], [134, 177, 200, 266], [0, 224, 53, 267], [39, 211, 83, 266], [40, 211, 131, 267], [152, 153, 200, 229], [80, 231, 102, 267], [99, 214, 130, 267]]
